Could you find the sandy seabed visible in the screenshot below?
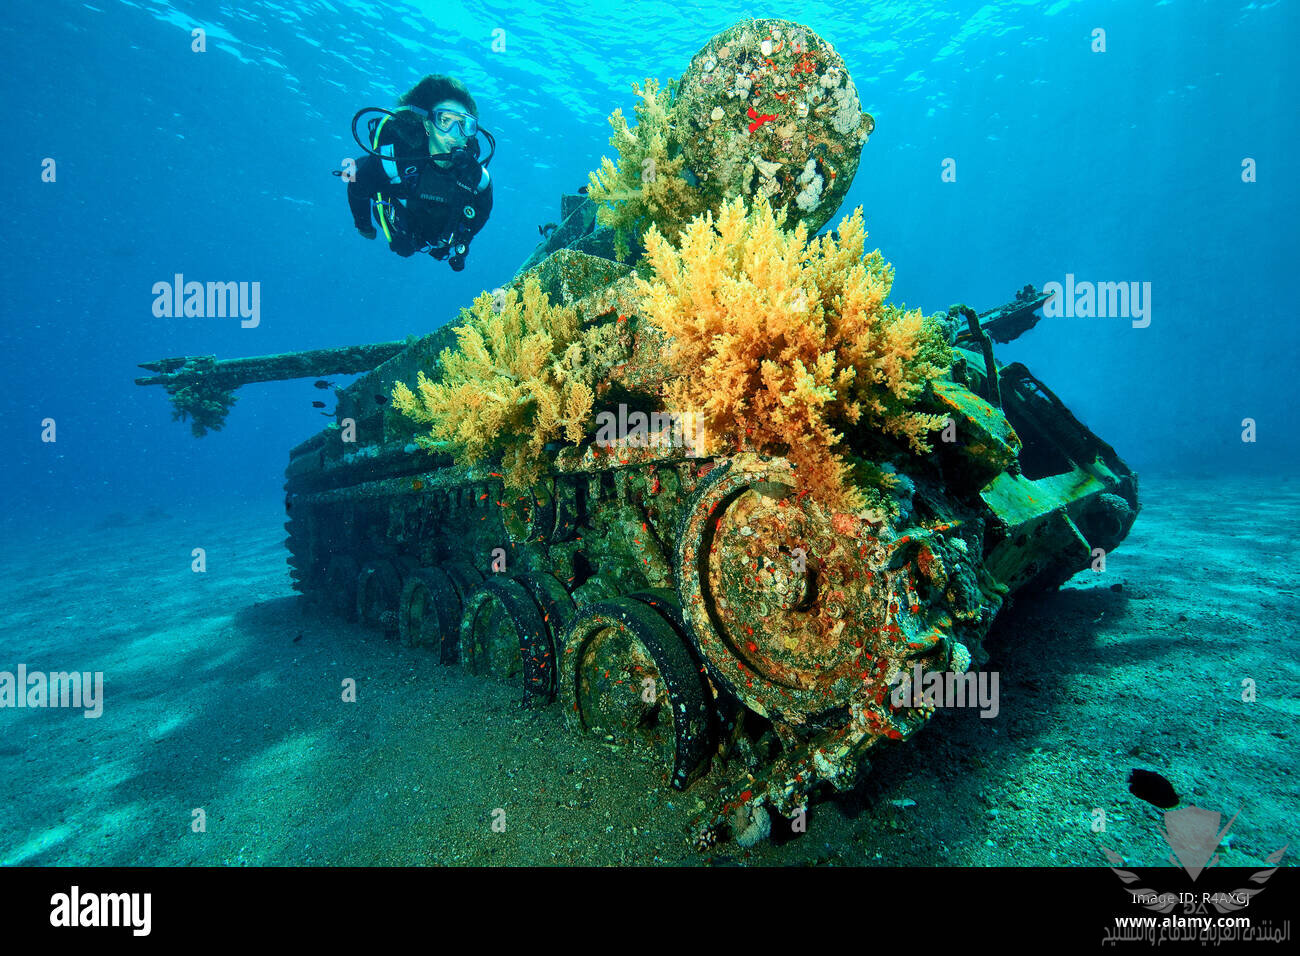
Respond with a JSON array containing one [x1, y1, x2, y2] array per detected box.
[[1, 475, 1295, 867]]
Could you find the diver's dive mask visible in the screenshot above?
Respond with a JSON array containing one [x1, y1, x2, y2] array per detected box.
[[429, 108, 478, 138], [351, 106, 497, 168]]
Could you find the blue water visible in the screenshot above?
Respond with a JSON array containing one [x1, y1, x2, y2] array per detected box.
[[2, 0, 1297, 531]]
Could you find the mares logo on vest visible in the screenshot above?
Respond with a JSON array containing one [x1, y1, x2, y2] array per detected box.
[[413, 164, 450, 203]]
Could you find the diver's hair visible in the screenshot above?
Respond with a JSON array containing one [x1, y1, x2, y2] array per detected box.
[[388, 74, 478, 148], [400, 74, 478, 117]]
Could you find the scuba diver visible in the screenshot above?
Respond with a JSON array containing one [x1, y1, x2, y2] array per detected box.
[[343, 74, 495, 271]]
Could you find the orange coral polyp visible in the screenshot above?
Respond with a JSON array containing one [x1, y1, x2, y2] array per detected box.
[[636, 195, 951, 512], [390, 276, 596, 492]]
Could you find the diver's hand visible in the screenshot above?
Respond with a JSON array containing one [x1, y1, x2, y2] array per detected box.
[[448, 147, 483, 192], [357, 225, 377, 240], [450, 149, 478, 177]]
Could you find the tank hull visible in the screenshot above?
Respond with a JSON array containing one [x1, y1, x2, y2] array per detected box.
[[284, 260, 1139, 847]]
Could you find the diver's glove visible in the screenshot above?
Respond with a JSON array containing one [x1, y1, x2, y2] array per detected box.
[[389, 234, 416, 257], [428, 239, 468, 271]]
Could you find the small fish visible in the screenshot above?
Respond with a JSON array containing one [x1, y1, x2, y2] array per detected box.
[[320, 411, 333, 417], [312, 401, 326, 408], [313, 380, 333, 389], [577, 185, 588, 195], [538, 222, 558, 238], [1128, 768, 1179, 809], [374, 394, 388, 405], [411, 478, 424, 491]]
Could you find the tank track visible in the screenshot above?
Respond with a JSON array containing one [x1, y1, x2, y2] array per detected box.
[[282, 433, 1022, 848]]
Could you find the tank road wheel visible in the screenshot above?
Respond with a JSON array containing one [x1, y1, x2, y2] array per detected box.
[[517, 571, 577, 700], [444, 561, 486, 597], [392, 554, 421, 579], [551, 479, 580, 542], [502, 480, 557, 545], [626, 588, 745, 750], [324, 554, 360, 621], [676, 454, 937, 725], [432, 562, 486, 661], [626, 588, 689, 633], [398, 568, 463, 660], [459, 578, 553, 705], [561, 597, 714, 790], [570, 574, 618, 609], [356, 559, 403, 633]]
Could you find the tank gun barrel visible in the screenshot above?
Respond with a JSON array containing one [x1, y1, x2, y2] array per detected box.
[[135, 341, 410, 436], [134, 341, 409, 389]]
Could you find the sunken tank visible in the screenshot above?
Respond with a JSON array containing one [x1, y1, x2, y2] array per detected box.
[[282, 270, 1139, 849], [173, 19, 1143, 848]]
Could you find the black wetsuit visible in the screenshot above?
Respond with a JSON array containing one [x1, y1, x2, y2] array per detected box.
[[346, 119, 493, 270]]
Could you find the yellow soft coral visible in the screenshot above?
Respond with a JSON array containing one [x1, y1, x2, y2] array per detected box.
[[636, 195, 952, 512], [392, 276, 596, 491], [587, 78, 707, 262]]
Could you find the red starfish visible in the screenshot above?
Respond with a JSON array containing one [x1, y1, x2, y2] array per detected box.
[[747, 106, 777, 133]]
